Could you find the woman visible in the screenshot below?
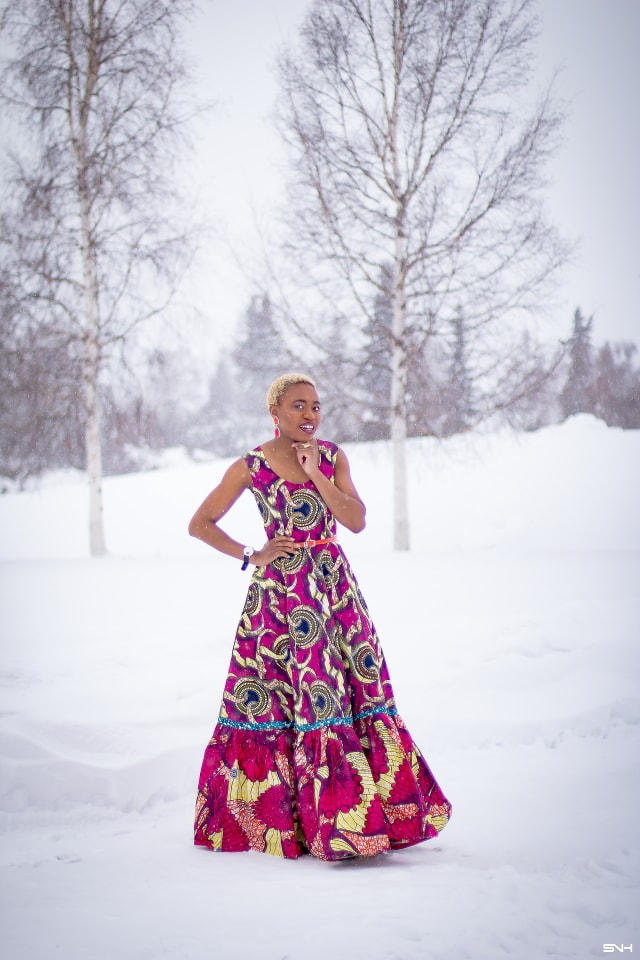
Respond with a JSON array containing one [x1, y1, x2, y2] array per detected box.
[[189, 372, 451, 860]]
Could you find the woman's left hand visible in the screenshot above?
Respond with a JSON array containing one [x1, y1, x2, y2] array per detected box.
[[292, 439, 320, 476]]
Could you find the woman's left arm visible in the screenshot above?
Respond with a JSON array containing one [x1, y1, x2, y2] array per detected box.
[[294, 443, 366, 533]]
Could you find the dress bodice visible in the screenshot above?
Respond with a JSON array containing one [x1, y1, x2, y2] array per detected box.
[[243, 441, 338, 542]]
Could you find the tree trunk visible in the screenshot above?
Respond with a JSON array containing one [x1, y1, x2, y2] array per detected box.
[[390, 343, 409, 551], [84, 332, 106, 557], [73, 15, 107, 558], [389, 2, 410, 550], [80, 197, 107, 557], [391, 241, 409, 550]]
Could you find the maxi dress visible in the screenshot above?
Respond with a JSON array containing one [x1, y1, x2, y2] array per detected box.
[[194, 441, 452, 860]]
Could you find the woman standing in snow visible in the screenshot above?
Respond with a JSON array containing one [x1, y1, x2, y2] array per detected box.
[[188, 371, 451, 860]]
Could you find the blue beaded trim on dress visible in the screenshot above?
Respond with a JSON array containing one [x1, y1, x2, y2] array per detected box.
[[217, 705, 398, 733]]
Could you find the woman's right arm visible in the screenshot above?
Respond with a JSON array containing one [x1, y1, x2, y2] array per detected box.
[[188, 458, 299, 566]]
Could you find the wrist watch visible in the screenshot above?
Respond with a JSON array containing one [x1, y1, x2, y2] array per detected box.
[[241, 545, 255, 571]]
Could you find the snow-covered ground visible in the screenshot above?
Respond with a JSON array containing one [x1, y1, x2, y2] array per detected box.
[[1, 415, 638, 959]]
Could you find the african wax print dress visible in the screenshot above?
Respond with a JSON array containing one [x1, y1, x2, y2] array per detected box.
[[194, 441, 451, 860]]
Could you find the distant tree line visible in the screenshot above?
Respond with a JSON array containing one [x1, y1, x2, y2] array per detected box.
[[0, 320, 193, 483], [189, 300, 640, 456], [2, 293, 638, 487]]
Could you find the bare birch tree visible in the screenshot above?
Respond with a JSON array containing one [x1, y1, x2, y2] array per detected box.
[[0, 0, 197, 554], [277, 0, 568, 549]]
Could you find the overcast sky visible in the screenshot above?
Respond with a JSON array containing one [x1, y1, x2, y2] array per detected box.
[[185, 0, 640, 357]]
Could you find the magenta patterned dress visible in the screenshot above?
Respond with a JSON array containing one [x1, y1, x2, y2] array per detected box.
[[194, 441, 451, 860]]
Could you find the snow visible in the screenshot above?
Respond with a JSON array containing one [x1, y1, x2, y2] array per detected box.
[[1, 414, 638, 959]]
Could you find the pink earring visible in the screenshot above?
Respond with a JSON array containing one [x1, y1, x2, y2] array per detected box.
[[273, 416, 280, 438]]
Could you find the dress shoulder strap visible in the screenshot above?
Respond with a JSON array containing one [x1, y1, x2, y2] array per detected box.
[[243, 447, 264, 474], [316, 440, 338, 479]]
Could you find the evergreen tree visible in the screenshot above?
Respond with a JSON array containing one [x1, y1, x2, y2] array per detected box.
[[442, 308, 476, 435], [235, 295, 284, 371], [560, 308, 593, 418], [315, 316, 362, 442], [592, 342, 618, 426], [359, 265, 392, 441], [204, 294, 295, 453], [407, 332, 462, 438], [188, 355, 238, 455], [592, 341, 640, 428], [187, 294, 295, 455], [232, 294, 294, 449], [0, 321, 85, 481]]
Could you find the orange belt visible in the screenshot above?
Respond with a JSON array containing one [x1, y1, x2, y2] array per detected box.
[[301, 536, 337, 548]]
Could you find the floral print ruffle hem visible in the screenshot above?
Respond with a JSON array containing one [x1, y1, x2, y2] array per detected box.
[[194, 442, 452, 861], [195, 712, 451, 860]]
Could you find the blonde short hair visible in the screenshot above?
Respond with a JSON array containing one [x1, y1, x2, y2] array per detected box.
[[266, 372, 317, 410]]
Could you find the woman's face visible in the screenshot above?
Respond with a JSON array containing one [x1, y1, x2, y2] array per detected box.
[[272, 382, 321, 442]]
